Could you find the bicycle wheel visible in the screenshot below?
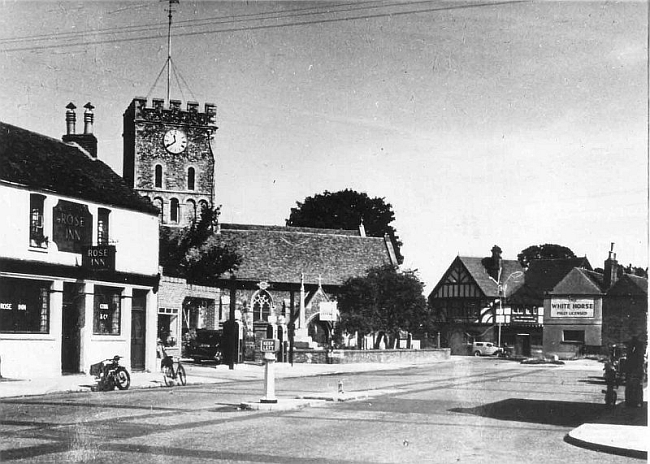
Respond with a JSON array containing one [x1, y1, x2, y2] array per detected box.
[[177, 364, 187, 386], [163, 366, 174, 387]]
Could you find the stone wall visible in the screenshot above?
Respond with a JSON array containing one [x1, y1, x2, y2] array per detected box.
[[291, 348, 451, 364]]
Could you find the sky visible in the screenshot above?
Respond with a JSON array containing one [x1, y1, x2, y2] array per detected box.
[[0, 0, 648, 293]]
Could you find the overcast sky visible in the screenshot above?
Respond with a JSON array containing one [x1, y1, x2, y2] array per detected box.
[[1, 0, 647, 292]]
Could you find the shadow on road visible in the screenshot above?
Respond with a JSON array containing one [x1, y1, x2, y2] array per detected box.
[[450, 398, 645, 427]]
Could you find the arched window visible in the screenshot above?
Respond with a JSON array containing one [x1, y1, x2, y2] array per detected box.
[[170, 198, 180, 223], [187, 167, 195, 191], [198, 200, 209, 213], [186, 199, 197, 223], [251, 290, 273, 322], [154, 165, 163, 188], [153, 197, 164, 223]]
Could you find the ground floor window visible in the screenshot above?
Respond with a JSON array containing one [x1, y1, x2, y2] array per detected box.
[[563, 330, 585, 343], [0, 278, 50, 333], [158, 307, 179, 348], [93, 286, 121, 335]]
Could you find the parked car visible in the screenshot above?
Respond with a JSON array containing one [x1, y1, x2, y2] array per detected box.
[[472, 341, 503, 357], [186, 329, 223, 364]]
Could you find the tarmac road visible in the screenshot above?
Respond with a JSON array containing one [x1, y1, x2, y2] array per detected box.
[[0, 357, 645, 463]]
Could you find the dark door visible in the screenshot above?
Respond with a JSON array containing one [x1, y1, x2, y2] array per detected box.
[[130, 291, 147, 371], [61, 283, 81, 374]]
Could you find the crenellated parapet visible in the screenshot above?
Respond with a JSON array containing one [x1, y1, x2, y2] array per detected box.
[[125, 97, 217, 128]]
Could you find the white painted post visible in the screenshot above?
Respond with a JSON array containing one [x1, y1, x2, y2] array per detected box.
[[261, 351, 277, 403]]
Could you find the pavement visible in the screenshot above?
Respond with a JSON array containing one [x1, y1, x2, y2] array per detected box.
[[1, 358, 646, 458]]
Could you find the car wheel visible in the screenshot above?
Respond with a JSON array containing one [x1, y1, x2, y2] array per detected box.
[[473, 351, 481, 357]]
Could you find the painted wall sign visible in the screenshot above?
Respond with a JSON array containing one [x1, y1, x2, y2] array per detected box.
[[319, 301, 339, 321], [550, 298, 595, 318], [52, 200, 93, 253], [82, 245, 116, 271]]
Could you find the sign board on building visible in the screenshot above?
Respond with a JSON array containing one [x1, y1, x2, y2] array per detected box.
[[550, 298, 595, 318], [52, 200, 93, 253], [260, 339, 279, 353], [319, 301, 339, 322], [82, 245, 116, 271]]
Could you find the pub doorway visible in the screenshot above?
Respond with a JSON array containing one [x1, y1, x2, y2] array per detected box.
[[61, 282, 81, 374], [130, 290, 147, 371]]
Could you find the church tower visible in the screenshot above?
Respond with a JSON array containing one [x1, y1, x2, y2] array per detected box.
[[122, 97, 217, 225]]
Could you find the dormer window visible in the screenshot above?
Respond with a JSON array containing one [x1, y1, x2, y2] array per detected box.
[[29, 194, 47, 248]]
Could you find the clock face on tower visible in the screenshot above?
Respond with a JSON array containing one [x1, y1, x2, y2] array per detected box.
[[163, 129, 188, 154]]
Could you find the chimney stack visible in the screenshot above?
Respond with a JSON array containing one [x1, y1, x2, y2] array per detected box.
[[489, 245, 503, 282], [603, 242, 618, 289], [62, 102, 98, 158]]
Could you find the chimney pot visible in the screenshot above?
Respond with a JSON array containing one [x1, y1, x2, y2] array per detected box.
[[65, 102, 77, 135], [83, 102, 95, 135]]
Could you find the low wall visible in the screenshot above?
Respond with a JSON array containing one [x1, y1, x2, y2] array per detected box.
[[292, 348, 451, 364]]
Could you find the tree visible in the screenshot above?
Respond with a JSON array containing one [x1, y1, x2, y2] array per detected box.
[[335, 265, 427, 349], [517, 244, 577, 268], [159, 206, 241, 286], [286, 189, 404, 263], [594, 264, 648, 279]]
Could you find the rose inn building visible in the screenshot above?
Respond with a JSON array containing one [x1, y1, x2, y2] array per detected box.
[[0, 108, 160, 378]]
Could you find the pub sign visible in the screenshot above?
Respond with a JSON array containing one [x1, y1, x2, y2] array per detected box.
[[82, 245, 116, 271], [52, 200, 93, 253]]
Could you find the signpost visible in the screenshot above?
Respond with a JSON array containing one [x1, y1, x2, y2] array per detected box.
[[260, 338, 279, 403]]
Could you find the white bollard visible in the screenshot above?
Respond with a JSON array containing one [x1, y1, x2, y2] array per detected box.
[[261, 352, 277, 404]]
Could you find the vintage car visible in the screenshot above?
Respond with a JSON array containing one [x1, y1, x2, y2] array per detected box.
[[185, 329, 223, 364]]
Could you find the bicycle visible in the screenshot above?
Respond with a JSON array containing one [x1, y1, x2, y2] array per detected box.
[[158, 342, 187, 387], [161, 354, 187, 387]]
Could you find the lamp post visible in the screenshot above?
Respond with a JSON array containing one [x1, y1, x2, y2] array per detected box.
[[497, 271, 523, 348]]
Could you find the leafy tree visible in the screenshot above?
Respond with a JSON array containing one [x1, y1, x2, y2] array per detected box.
[[621, 264, 648, 278], [159, 206, 241, 286], [517, 244, 577, 268], [286, 189, 404, 263], [335, 265, 427, 348], [594, 264, 648, 279]]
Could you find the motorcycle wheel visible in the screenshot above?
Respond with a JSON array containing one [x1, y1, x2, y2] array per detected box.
[[177, 364, 187, 386], [163, 366, 174, 387], [115, 367, 131, 390]]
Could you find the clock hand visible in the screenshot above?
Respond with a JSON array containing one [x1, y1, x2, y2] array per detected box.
[[164, 133, 177, 148]]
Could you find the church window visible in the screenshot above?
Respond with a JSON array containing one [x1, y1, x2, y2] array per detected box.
[[187, 167, 195, 191], [153, 197, 164, 223], [154, 165, 163, 188], [186, 199, 197, 223], [252, 290, 273, 321], [170, 198, 180, 223]]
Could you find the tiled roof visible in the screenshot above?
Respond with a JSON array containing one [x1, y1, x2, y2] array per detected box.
[[510, 257, 592, 304], [216, 223, 396, 286], [0, 121, 158, 215], [550, 268, 605, 295], [458, 257, 525, 298], [607, 274, 648, 297]]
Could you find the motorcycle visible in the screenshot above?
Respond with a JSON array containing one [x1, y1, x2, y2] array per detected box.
[[90, 355, 131, 391]]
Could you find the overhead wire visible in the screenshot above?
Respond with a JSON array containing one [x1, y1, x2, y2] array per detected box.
[[0, 0, 525, 53]]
